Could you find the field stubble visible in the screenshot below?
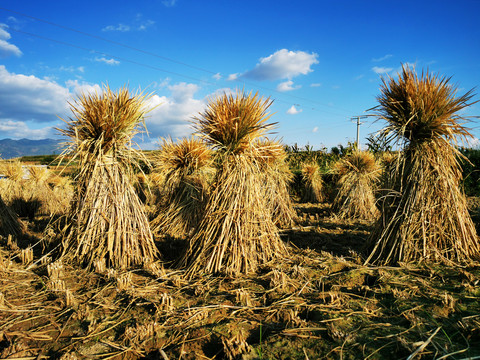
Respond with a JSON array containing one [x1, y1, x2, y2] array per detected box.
[[0, 201, 479, 360]]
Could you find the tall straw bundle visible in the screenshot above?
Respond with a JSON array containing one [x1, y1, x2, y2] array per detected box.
[[366, 66, 480, 265], [151, 137, 214, 238], [179, 91, 288, 276], [301, 161, 324, 203], [332, 150, 380, 220], [57, 85, 158, 269], [253, 139, 297, 228]]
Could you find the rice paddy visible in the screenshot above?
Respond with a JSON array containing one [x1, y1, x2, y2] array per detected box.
[[1, 77, 480, 359]]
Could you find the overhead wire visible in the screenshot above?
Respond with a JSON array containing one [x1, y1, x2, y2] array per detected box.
[[0, 6, 356, 118]]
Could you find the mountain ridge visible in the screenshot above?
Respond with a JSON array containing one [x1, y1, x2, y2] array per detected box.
[[0, 138, 63, 159]]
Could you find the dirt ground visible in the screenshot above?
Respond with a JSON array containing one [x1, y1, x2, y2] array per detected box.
[[1, 201, 480, 360]]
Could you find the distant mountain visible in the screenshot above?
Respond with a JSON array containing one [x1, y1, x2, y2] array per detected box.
[[0, 138, 63, 159]]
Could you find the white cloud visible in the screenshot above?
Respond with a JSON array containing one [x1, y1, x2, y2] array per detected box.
[[286, 105, 302, 115], [227, 73, 239, 81], [102, 24, 131, 32], [277, 80, 300, 92], [0, 65, 70, 123], [241, 49, 318, 81], [59, 65, 85, 73], [372, 66, 393, 74], [312, 126, 319, 133], [372, 54, 393, 62], [65, 80, 102, 96], [142, 83, 204, 141], [310, 83, 322, 87], [162, 0, 177, 7], [0, 119, 54, 139], [103, 15, 155, 32], [95, 57, 120, 65], [0, 26, 22, 58], [213, 73, 221, 80], [467, 137, 480, 149], [138, 20, 155, 31]]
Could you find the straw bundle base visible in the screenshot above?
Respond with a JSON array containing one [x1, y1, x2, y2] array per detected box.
[[366, 144, 480, 265], [180, 155, 288, 277], [61, 161, 158, 269]]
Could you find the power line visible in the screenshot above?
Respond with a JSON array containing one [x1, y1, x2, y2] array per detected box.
[[1, 6, 355, 117]]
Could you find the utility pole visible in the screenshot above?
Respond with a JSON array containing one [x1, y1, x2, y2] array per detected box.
[[351, 116, 367, 150]]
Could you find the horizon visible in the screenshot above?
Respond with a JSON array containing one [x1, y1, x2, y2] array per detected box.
[[0, 0, 479, 150]]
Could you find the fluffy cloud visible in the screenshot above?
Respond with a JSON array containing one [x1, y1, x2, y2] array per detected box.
[[312, 126, 318, 133], [0, 26, 22, 58], [240, 49, 318, 81], [277, 80, 300, 92], [65, 80, 102, 96], [286, 105, 302, 115], [0, 120, 55, 139], [0, 65, 70, 123], [372, 66, 393, 74], [139, 82, 205, 144], [95, 57, 120, 65], [0, 65, 210, 145]]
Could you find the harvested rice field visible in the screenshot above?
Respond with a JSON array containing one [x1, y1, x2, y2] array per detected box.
[[2, 73, 480, 359], [1, 200, 479, 360]]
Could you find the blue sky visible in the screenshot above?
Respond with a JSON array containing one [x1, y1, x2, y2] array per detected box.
[[0, 0, 479, 150]]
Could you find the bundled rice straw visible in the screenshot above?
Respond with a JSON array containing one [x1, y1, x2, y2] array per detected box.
[[332, 150, 380, 221], [151, 137, 214, 238], [57, 85, 159, 269], [254, 139, 297, 228], [180, 90, 288, 276], [0, 194, 24, 238], [366, 65, 480, 265], [301, 161, 324, 203]]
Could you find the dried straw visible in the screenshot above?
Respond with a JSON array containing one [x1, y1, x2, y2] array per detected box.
[[253, 139, 297, 228], [301, 161, 324, 203], [57, 85, 159, 269], [179, 90, 288, 276], [151, 137, 214, 238], [366, 65, 480, 265], [332, 150, 380, 220], [0, 194, 24, 238]]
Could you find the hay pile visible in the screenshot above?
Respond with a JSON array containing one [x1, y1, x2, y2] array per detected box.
[[179, 91, 289, 276], [255, 139, 297, 228], [366, 66, 480, 265], [57, 85, 158, 269], [151, 137, 214, 238], [301, 161, 324, 203], [332, 150, 380, 221], [0, 195, 24, 238]]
